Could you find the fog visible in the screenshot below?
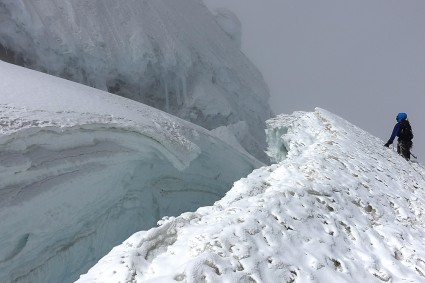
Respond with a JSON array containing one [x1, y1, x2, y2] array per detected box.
[[203, 0, 425, 162]]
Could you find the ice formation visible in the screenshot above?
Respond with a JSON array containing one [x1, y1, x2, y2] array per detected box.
[[213, 8, 242, 49], [0, 61, 262, 283], [78, 109, 425, 283], [0, 0, 272, 162]]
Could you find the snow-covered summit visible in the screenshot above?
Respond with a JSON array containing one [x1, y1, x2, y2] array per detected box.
[[0, 61, 262, 283], [78, 108, 425, 283], [0, 0, 272, 161]]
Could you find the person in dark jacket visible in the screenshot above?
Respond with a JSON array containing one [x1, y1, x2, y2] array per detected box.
[[384, 112, 413, 160]]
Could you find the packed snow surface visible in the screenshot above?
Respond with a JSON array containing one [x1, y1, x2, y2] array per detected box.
[[0, 0, 272, 161], [0, 61, 261, 283], [78, 108, 425, 283]]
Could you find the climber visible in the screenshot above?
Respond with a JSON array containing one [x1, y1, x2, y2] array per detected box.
[[384, 112, 414, 160]]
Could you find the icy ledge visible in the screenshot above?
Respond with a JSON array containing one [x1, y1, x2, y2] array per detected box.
[[78, 108, 425, 283], [0, 62, 261, 283], [0, 0, 272, 162]]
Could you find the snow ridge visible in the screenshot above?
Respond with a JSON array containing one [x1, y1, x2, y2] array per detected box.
[[78, 108, 425, 283]]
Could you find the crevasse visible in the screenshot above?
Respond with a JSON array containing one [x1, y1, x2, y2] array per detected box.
[[0, 62, 262, 283]]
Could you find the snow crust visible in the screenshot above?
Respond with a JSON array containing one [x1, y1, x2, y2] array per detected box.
[[0, 61, 261, 283], [0, 0, 272, 162], [78, 108, 425, 283]]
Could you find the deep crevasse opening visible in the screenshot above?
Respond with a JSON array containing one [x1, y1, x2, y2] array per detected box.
[[0, 124, 259, 283]]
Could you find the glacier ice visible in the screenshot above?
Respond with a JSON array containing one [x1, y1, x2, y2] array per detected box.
[[0, 0, 272, 162], [0, 61, 262, 283], [212, 8, 242, 49]]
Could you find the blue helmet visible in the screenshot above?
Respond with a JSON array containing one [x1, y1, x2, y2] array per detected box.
[[396, 112, 407, 122]]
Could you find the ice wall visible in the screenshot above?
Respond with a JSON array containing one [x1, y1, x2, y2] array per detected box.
[[0, 0, 272, 162], [213, 8, 242, 49], [0, 62, 261, 283]]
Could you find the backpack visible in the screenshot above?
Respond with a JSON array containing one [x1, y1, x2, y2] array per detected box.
[[398, 120, 413, 141]]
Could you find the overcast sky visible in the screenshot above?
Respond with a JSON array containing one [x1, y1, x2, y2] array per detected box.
[[203, 0, 425, 161]]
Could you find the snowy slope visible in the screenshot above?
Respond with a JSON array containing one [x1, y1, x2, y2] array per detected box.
[[0, 61, 262, 283], [77, 108, 425, 283], [0, 0, 272, 162]]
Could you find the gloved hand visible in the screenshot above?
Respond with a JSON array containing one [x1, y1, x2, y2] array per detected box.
[[384, 142, 390, 147]]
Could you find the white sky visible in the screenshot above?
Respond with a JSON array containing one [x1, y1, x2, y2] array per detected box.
[[203, 0, 425, 161]]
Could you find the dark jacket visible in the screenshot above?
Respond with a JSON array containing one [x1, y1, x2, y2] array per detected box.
[[386, 120, 412, 145]]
